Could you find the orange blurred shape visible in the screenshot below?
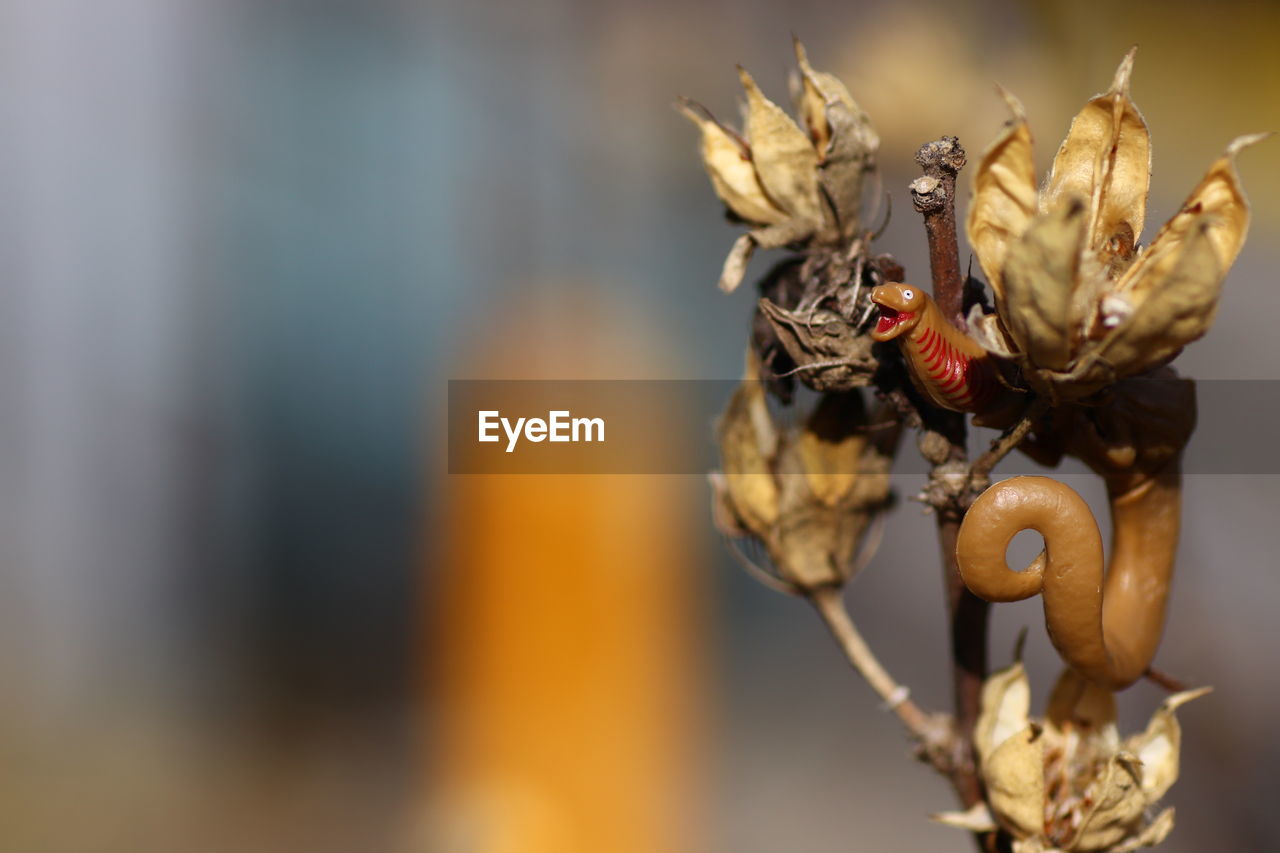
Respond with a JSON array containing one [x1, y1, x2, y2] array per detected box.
[[422, 285, 703, 853]]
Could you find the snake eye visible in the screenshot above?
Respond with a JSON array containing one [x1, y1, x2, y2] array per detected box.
[[901, 288, 914, 301]]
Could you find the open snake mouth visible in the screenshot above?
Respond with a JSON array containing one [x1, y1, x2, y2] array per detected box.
[[875, 306, 902, 336], [872, 304, 915, 339]]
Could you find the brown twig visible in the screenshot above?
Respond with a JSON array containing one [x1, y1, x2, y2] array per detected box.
[[1144, 665, 1189, 694], [809, 586, 953, 769], [911, 137, 968, 330], [968, 398, 1049, 497], [911, 139, 996, 839]]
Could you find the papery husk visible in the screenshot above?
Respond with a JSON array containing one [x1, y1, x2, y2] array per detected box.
[[968, 90, 1038, 302], [791, 37, 879, 238], [715, 355, 779, 535], [986, 724, 1047, 839], [1095, 134, 1265, 371], [1040, 48, 1150, 275], [677, 99, 788, 226], [1125, 687, 1212, 802], [1066, 753, 1147, 850], [975, 661, 1032, 764], [739, 67, 824, 225], [1001, 197, 1088, 373], [798, 391, 870, 506]]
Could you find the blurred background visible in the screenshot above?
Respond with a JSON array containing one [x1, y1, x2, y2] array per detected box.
[[3, 0, 1280, 850]]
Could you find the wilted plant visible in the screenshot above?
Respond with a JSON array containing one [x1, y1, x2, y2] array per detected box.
[[682, 43, 1262, 852]]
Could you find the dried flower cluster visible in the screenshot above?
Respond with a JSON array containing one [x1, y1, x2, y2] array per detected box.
[[681, 42, 1260, 853], [936, 663, 1208, 853], [710, 354, 899, 592], [966, 49, 1262, 402], [679, 39, 879, 294]]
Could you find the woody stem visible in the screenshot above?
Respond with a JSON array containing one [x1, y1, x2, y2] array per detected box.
[[911, 136, 968, 330], [911, 138, 995, 833]]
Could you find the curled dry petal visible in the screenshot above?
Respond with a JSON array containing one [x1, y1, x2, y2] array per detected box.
[[738, 67, 823, 225], [797, 391, 871, 506], [791, 37, 879, 237], [1041, 48, 1150, 274], [1001, 197, 1087, 373], [1068, 753, 1146, 850], [986, 724, 1047, 839], [975, 660, 1032, 764], [677, 99, 788, 226], [958, 664, 1207, 851], [1125, 687, 1212, 802], [967, 89, 1037, 303], [716, 354, 779, 534], [1044, 667, 1120, 751], [1097, 134, 1266, 372]]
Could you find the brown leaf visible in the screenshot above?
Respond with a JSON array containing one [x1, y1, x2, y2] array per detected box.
[[757, 299, 878, 391], [1097, 213, 1224, 376], [968, 89, 1038, 302], [792, 37, 879, 238]]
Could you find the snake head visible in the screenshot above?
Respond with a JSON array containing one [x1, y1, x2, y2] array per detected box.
[[870, 283, 926, 342]]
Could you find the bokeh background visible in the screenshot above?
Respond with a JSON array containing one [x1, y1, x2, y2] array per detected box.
[[4, 0, 1280, 850]]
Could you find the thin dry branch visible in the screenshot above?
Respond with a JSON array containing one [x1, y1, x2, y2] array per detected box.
[[808, 586, 953, 766]]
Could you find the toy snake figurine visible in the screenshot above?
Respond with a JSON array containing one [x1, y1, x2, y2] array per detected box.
[[955, 470, 1180, 690], [870, 283, 1015, 418], [872, 282, 1192, 691]]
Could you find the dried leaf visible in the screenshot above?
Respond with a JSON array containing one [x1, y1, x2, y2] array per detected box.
[[1067, 752, 1146, 851], [757, 299, 878, 391], [1001, 198, 1087, 372], [976, 661, 1033, 765], [739, 67, 823, 225], [790, 38, 838, 155], [985, 724, 1046, 840], [968, 90, 1038, 301], [708, 472, 750, 538], [677, 99, 788, 226], [1041, 48, 1150, 273], [1124, 687, 1211, 803]]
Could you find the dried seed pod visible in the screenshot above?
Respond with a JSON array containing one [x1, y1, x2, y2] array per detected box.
[[964, 49, 1264, 401], [679, 41, 881, 292], [936, 662, 1207, 851], [712, 354, 899, 591]]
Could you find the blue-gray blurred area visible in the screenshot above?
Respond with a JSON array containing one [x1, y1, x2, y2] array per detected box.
[[4, 0, 1280, 850]]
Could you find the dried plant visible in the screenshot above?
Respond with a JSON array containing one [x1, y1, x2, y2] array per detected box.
[[681, 43, 1263, 852]]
